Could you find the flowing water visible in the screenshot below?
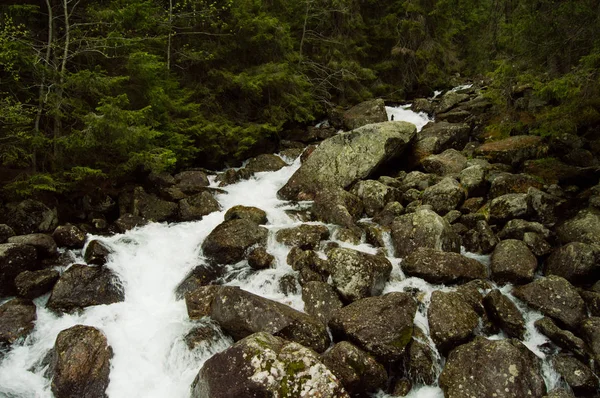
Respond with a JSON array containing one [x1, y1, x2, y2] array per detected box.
[[0, 107, 561, 397]]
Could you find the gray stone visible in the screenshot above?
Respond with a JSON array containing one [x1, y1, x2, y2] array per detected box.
[[178, 191, 221, 221], [275, 224, 330, 250], [244, 154, 288, 174], [534, 317, 587, 359], [0, 298, 36, 345], [556, 208, 600, 245], [402, 247, 487, 284], [0, 224, 15, 243], [436, 91, 470, 113], [8, 233, 57, 259], [15, 269, 60, 299], [462, 220, 498, 254], [301, 281, 343, 325], [483, 289, 525, 339], [459, 164, 487, 197], [343, 99, 388, 130], [551, 354, 598, 395], [527, 187, 564, 225], [497, 219, 550, 240], [489, 173, 543, 199], [491, 239, 538, 284], [406, 327, 438, 385], [350, 180, 399, 217], [174, 170, 210, 194], [0, 243, 38, 296], [52, 225, 86, 249], [580, 317, 600, 363], [114, 214, 148, 233], [2, 199, 58, 235], [84, 240, 111, 266], [312, 187, 363, 231], [202, 219, 268, 265], [545, 242, 599, 284], [422, 149, 468, 176], [489, 193, 530, 224], [428, 291, 479, 354], [421, 177, 465, 215], [224, 205, 268, 225]]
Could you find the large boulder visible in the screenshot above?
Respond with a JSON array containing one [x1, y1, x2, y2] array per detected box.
[[402, 247, 487, 284], [406, 327, 439, 385], [0, 224, 15, 243], [439, 337, 546, 398], [513, 276, 586, 330], [350, 180, 399, 217], [1, 199, 58, 235], [551, 354, 599, 395], [491, 239, 538, 284], [191, 332, 349, 398], [301, 281, 343, 325], [436, 91, 470, 114], [329, 292, 417, 363], [8, 233, 57, 259], [244, 154, 288, 174], [580, 317, 600, 363], [312, 188, 363, 230], [131, 187, 178, 222], [278, 121, 416, 200], [327, 247, 392, 302], [534, 317, 587, 359], [175, 264, 222, 298], [174, 170, 210, 194], [343, 99, 388, 131], [202, 219, 268, 265], [483, 289, 526, 339], [52, 225, 86, 249], [489, 173, 543, 198], [224, 205, 268, 225], [84, 240, 111, 266], [391, 208, 460, 257], [178, 191, 221, 222], [422, 149, 468, 176], [428, 291, 479, 354], [185, 286, 330, 353], [0, 298, 36, 346], [475, 135, 548, 166], [489, 193, 530, 224], [421, 177, 465, 215], [556, 208, 600, 245], [275, 224, 330, 250], [47, 264, 124, 313], [50, 325, 112, 398], [0, 243, 38, 296], [15, 269, 60, 299], [459, 164, 487, 197], [545, 242, 599, 284]]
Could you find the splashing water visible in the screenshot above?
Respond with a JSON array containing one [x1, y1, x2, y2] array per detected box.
[[386, 105, 432, 132]]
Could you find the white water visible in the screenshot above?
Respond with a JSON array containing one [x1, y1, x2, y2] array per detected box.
[[0, 109, 564, 397], [386, 105, 432, 131]]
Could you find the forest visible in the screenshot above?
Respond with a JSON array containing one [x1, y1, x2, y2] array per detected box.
[[1, 0, 599, 199]]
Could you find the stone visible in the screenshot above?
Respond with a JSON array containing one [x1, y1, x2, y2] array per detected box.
[[301, 281, 343, 325], [491, 239, 538, 284], [47, 264, 124, 313], [1, 199, 58, 235], [0, 243, 38, 296], [327, 247, 392, 302], [343, 98, 388, 130], [444, 209, 462, 224], [460, 197, 485, 213], [191, 332, 349, 398], [422, 149, 468, 176], [114, 214, 148, 233], [402, 247, 487, 284], [186, 286, 330, 353], [184, 325, 222, 350], [50, 325, 112, 398], [15, 269, 60, 299], [483, 289, 526, 339], [489, 193, 530, 224], [419, 122, 470, 152], [8, 233, 57, 258], [489, 173, 543, 198], [247, 247, 274, 270], [523, 158, 596, 185], [178, 192, 221, 221], [0, 298, 36, 345], [350, 180, 399, 217], [545, 242, 599, 285], [580, 317, 600, 363], [278, 121, 416, 200], [398, 171, 438, 192], [556, 208, 600, 245], [174, 170, 210, 194], [391, 208, 461, 257], [462, 220, 498, 254], [580, 290, 600, 316], [459, 165, 487, 197], [551, 354, 598, 395], [0, 224, 15, 243], [371, 202, 404, 227], [421, 177, 465, 215], [406, 327, 438, 385], [321, 341, 387, 396], [175, 265, 223, 299], [332, 227, 361, 245], [52, 225, 86, 249], [475, 135, 548, 166], [329, 292, 417, 363], [287, 247, 329, 276], [244, 154, 288, 174], [84, 240, 111, 266], [132, 187, 178, 222], [428, 291, 479, 354], [439, 337, 546, 398], [224, 205, 268, 225], [527, 187, 565, 225], [312, 187, 364, 230], [275, 224, 330, 250], [523, 232, 552, 257], [513, 276, 586, 330], [436, 91, 470, 113], [147, 171, 175, 188], [202, 219, 268, 265], [534, 317, 587, 359], [497, 219, 550, 240]]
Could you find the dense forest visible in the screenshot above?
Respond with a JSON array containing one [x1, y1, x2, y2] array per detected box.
[[1, 0, 599, 198]]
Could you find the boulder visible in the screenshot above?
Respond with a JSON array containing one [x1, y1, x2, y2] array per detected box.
[[527, 187, 564, 225], [1, 199, 58, 235], [436, 91, 470, 113], [372, 201, 404, 227], [497, 219, 550, 240], [0, 243, 38, 296], [114, 214, 148, 233], [84, 240, 111, 266], [439, 337, 546, 398], [174, 170, 210, 194], [343, 99, 388, 130], [321, 341, 387, 396], [131, 186, 178, 222], [421, 177, 465, 215], [475, 135, 548, 166], [580, 317, 600, 363], [483, 289, 526, 339], [513, 276, 586, 330], [47, 264, 124, 313], [191, 332, 349, 398], [247, 247, 274, 270], [534, 317, 587, 359], [489, 173, 544, 198], [312, 187, 364, 230], [224, 205, 268, 225], [50, 325, 112, 398], [462, 220, 498, 254], [556, 208, 600, 245], [545, 242, 599, 284], [185, 286, 330, 353], [178, 192, 221, 221], [551, 354, 598, 395], [523, 158, 597, 185], [428, 291, 479, 354], [398, 171, 438, 192], [489, 193, 530, 224], [8, 233, 57, 259], [523, 232, 553, 257], [15, 269, 60, 299], [580, 290, 600, 316], [275, 224, 330, 250], [422, 149, 468, 176], [0, 298, 36, 345], [419, 122, 470, 152], [329, 292, 417, 363], [287, 247, 329, 275], [301, 281, 343, 325], [327, 247, 392, 302], [244, 154, 288, 174], [175, 265, 223, 299], [391, 208, 461, 257], [52, 225, 86, 249], [459, 165, 487, 197], [350, 180, 399, 217], [406, 327, 438, 385], [0, 224, 15, 243], [402, 247, 487, 284], [491, 239, 538, 284], [202, 219, 268, 265], [278, 121, 416, 200], [184, 325, 222, 350]]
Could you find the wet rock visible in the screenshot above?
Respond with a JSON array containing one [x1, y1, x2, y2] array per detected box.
[[287, 247, 329, 275], [47, 264, 124, 313], [322, 341, 387, 396], [244, 154, 288, 174], [278, 121, 416, 200], [247, 247, 274, 270], [0, 243, 37, 296], [483, 289, 526, 339], [52, 225, 86, 249], [489, 193, 530, 224], [332, 227, 361, 245], [223, 205, 267, 225], [491, 239, 538, 284], [312, 187, 364, 230], [0, 224, 15, 243], [360, 222, 387, 248], [391, 208, 460, 257], [523, 232, 553, 257], [556, 208, 600, 245], [15, 269, 60, 299], [544, 389, 575, 398], [513, 276, 586, 330], [2, 199, 58, 235], [406, 327, 438, 385], [391, 379, 412, 396], [114, 214, 148, 233], [187, 286, 330, 353], [439, 337, 546, 398], [184, 325, 222, 350], [0, 298, 36, 345], [428, 291, 479, 355], [422, 149, 468, 177], [84, 240, 111, 266], [275, 224, 330, 250], [327, 247, 392, 302], [8, 233, 57, 259], [489, 173, 544, 198], [178, 192, 221, 221], [301, 281, 343, 325], [462, 220, 498, 254], [580, 317, 600, 363], [551, 354, 598, 395], [50, 325, 112, 398], [475, 135, 548, 166], [534, 317, 587, 359], [401, 188, 422, 205], [459, 165, 487, 197], [174, 170, 210, 194], [402, 247, 487, 284], [343, 98, 388, 130], [421, 177, 465, 215], [215, 168, 240, 187], [545, 242, 599, 284], [202, 219, 268, 265], [191, 332, 349, 398], [497, 219, 550, 240], [147, 171, 175, 188], [350, 180, 399, 217], [329, 292, 417, 363], [175, 265, 222, 299], [133, 187, 178, 222]]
